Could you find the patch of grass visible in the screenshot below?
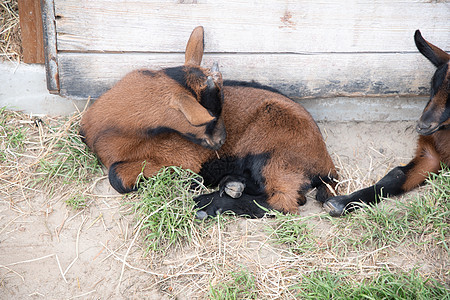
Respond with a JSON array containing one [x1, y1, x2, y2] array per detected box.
[[0, 107, 27, 161], [126, 166, 207, 253], [265, 211, 320, 254], [291, 268, 450, 299], [209, 268, 258, 300], [338, 166, 450, 250], [65, 194, 87, 210], [400, 165, 450, 249]]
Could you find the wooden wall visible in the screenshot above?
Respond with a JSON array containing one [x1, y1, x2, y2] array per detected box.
[[18, 0, 44, 63], [42, 0, 450, 99]]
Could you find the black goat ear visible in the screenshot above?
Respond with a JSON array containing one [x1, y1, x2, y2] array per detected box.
[[414, 30, 449, 67], [170, 93, 214, 126], [185, 26, 204, 66]]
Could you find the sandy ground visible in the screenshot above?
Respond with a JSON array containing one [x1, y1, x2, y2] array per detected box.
[[0, 119, 422, 299]]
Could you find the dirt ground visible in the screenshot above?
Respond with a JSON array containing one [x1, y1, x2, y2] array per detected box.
[[0, 119, 428, 299]]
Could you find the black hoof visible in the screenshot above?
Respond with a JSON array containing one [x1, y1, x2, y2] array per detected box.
[[323, 196, 349, 217], [220, 181, 245, 198]]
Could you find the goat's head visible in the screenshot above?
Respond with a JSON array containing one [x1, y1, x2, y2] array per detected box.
[[414, 30, 450, 135], [166, 26, 226, 150]]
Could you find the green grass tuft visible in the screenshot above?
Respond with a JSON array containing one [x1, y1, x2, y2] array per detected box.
[[265, 210, 320, 254], [292, 268, 450, 300], [0, 107, 27, 161], [338, 165, 450, 250], [65, 194, 87, 210], [209, 268, 258, 300], [126, 166, 207, 253]]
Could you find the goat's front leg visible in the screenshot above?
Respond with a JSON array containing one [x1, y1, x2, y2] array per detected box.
[[324, 137, 441, 217]]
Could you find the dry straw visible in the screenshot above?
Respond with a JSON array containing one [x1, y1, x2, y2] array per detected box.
[[0, 0, 22, 62]]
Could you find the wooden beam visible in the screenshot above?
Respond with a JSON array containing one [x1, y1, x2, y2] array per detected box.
[[54, 0, 450, 53], [57, 52, 435, 99], [40, 0, 59, 94], [17, 0, 44, 64]]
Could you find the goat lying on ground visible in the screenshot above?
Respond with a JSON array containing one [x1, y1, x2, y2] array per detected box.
[[81, 26, 338, 218], [324, 30, 450, 217]]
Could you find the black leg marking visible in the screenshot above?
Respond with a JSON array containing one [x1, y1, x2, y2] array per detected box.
[[194, 191, 271, 219], [79, 128, 86, 144], [109, 162, 138, 194], [324, 164, 411, 217], [310, 174, 337, 203]]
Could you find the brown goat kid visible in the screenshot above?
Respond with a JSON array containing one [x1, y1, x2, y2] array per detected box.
[[81, 27, 226, 193], [81, 27, 338, 218], [324, 30, 450, 217]]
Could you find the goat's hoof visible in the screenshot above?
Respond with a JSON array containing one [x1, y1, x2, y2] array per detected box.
[[221, 181, 245, 198], [196, 210, 208, 220], [323, 197, 347, 217]]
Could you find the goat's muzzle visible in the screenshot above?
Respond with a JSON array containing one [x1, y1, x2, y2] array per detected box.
[[203, 132, 226, 150], [416, 120, 440, 135]]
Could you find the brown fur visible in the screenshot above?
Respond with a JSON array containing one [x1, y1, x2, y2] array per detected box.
[[217, 86, 337, 213], [402, 30, 450, 191]]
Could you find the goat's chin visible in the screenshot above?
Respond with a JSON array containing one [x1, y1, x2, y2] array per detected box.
[[416, 122, 448, 136], [200, 140, 222, 151]]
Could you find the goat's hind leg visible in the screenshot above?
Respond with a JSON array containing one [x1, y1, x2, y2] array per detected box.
[[109, 160, 162, 193]]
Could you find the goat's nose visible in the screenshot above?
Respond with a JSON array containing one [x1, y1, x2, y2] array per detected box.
[[416, 121, 431, 132]]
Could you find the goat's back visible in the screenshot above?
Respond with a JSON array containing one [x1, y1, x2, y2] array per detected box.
[[219, 85, 336, 178]]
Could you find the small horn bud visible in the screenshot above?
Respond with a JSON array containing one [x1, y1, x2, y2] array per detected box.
[[211, 61, 220, 73]]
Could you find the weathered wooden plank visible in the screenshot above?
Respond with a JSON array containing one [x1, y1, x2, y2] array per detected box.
[[40, 0, 59, 93], [54, 0, 450, 53], [58, 52, 435, 99], [18, 0, 45, 64]]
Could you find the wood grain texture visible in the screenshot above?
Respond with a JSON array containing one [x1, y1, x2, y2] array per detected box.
[[54, 0, 450, 53], [18, 0, 44, 63], [41, 0, 59, 93], [58, 52, 435, 99]]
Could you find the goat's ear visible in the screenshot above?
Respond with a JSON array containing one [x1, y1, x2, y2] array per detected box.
[[185, 26, 204, 66], [170, 93, 214, 126], [414, 30, 449, 67]]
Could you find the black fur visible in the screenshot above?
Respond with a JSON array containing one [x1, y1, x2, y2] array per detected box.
[[79, 128, 86, 144], [145, 124, 220, 150], [194, 191, 270, 218], [139, 70, 157, 77], [224, 80, 286, 96], [200, 84, 223, 117], [145, 126, 177, 136], [431, 64, 448, 98], [195, 153, 273, 217], [164, 66, 201, 99], [165, 66, 223, 119], [109, 161, 138, 194], [199, 153, 271, 195], [325, 162, 414, 216], [414, 30, 447, 67]]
